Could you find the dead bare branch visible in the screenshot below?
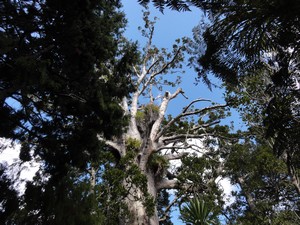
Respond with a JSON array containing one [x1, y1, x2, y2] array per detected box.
[[183, 104, 227, 118], [142, 25, 155, 66], [183, 98, 211, 113], [150, 46, 184, 77]]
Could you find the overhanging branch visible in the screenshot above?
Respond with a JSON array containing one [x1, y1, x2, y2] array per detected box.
[[97, 135, 122, 155]]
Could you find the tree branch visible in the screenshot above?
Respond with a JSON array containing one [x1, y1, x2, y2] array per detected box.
[[181, 103, 227, 118], [160, 133, 214, 145], [142, 25, 155, 66], [159, 196, 179, 222], [157, 142, 207, 155], [156, 179, 194, 191], [156, 99, 226, 140], [150, 46, 184, 77], [156, 179, 178, 190], [139, 45, 185, 97], [163, 152, 188, 160], [97, 135, 122, 155], [183, 98, 211, 113], [150, 88, 185, 142], [191, 120, 221, 131]]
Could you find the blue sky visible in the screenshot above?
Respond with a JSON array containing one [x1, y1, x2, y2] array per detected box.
[[122, 1, 246, 129], [122, 1, 226, 110]]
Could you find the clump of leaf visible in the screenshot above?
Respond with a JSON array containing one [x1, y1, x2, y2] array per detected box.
[[135, 110, 145, 123], [126, 137, 142, 151], [144, 194, 156, 217], [148, 153, 169, 177]]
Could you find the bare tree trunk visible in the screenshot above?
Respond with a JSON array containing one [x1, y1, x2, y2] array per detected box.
[[123, 169, 159, 225]]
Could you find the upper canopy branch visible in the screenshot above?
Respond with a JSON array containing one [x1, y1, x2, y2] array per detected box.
[[156, 100, 227, 140], [160, 133, 216, 145], [149, 46, 184, 76], [150, 88, 185, 141], [138, 45, 185, 97], [191, 120, 221, 131], [183, 98, 211, 113], [157, 142, 208, 153], [142, 24, 155, 66], [182, 103, 227, 117]]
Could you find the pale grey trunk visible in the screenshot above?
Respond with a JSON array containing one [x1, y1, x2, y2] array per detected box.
[[123, 169, 159, 225]]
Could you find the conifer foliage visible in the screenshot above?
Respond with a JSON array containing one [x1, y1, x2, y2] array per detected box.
[[0, 0, 137, 224], [0, 0, 135, 174]]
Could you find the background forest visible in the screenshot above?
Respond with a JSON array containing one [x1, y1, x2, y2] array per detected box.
[[0, 0, 300, 224]]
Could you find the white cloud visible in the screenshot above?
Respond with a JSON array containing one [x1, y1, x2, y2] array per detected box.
[[216, 176, 237, 207], [0, 138, 40, 195]]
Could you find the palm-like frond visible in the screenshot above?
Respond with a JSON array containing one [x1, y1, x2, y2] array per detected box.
[[180, 198, 217, 225]]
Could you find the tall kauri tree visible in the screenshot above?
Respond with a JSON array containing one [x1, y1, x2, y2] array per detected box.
[[98, 12, 229, 225]]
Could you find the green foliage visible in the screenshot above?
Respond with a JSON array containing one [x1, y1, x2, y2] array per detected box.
[[136, 104, 160, 123], [188, 0, 300, 169], [223, 135, 300, 224], [144, 103, 160, 113], [176, 154, 225, 214], [138, 0, 198, 11], [11, 168, 106, 225], [0, 0, 138, 224], [126, 137, 142, 151], [144, 194, 156, 217], [148, 153, 169, 177], [180, 197, 218, 225], [0, 0, 136, 172], [136, 110, 146, 122]]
